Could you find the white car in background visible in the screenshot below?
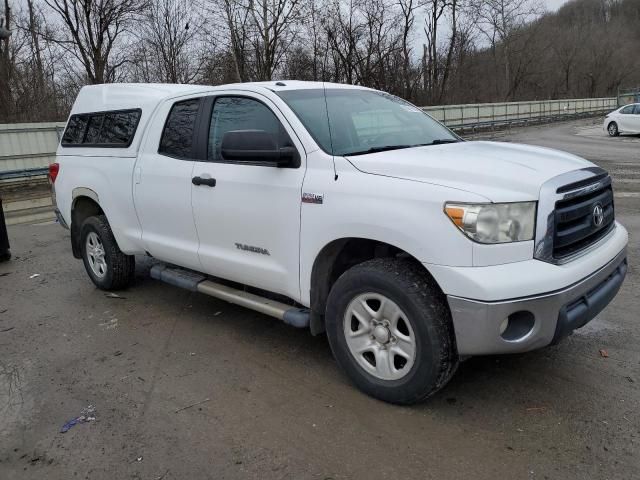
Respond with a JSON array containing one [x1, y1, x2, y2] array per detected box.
[[604, 103, 640, 136]]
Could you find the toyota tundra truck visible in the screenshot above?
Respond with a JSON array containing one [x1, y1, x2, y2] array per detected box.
[[50, 82, 628, 404]]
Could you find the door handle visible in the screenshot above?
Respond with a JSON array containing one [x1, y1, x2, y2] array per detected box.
[[192, 176, 216, 187]]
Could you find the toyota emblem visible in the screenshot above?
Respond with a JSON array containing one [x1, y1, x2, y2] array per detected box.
[[592, 203, 604, 227]]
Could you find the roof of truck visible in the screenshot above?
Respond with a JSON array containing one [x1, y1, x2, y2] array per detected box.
[[71, 81, 369, 115]]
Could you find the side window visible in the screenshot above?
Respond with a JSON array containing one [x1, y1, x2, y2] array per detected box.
[[84, 114, 104, 144], [634, 105, 640, 114], [621, 105, 635, 114], [207, 97, 292, 163], [61, 115, 89, 144], [158, 99, 200, 159], [100, 111, 141, 144], [61, 109, 141, 147]]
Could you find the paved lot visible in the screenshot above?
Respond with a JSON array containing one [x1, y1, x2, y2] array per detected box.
[[1, 118, 638, 480]]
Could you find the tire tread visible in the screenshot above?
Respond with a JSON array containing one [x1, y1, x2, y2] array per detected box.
[[81, 215, 134, 290], [326, 257, 458, 404]]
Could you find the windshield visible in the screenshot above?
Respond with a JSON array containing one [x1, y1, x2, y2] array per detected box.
[[276, 88, 459, 156]]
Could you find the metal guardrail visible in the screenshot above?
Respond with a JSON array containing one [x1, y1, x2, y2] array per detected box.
[[0, 167, 49, 181], [0, 97, 618, 180], [0, 122, 65, 182], [422, 97, 617, 130]]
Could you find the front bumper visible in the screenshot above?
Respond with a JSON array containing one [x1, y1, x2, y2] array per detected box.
[[447, 248, 627, 355]]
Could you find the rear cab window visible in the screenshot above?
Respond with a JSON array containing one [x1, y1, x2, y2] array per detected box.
[[158, 98, 201, 159], [61, 109, 141, 147]]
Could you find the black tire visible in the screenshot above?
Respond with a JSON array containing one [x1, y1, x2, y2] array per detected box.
[[80, 215, 135, 290], [607, 122, 619, 137], [325, 258, 458, 405]]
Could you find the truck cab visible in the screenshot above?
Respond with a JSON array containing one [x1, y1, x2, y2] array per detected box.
[[51, 81, 628, 404]]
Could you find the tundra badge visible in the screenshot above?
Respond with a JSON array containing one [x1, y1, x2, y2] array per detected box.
[[235, 243, 270, 256]]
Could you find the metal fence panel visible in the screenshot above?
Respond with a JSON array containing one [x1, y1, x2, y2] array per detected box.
[[0, 122, 65, 175], [423, 97, 617, 129]]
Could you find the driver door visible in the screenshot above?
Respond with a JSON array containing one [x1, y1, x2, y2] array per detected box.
[[191, 93, 306, 301]]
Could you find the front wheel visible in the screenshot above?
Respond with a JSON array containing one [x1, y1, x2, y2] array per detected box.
[[607, 122, 619, 137], [80, 215, 135, 290], [325, 258, 458, 404]]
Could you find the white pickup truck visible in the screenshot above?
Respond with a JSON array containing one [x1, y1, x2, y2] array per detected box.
[[51, 82, 628, 404]]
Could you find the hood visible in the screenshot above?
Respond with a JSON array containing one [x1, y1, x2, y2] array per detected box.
[[345, 141, 594, 202]]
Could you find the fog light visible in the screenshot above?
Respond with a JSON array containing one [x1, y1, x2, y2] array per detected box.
[[500, 311, 535, 341]]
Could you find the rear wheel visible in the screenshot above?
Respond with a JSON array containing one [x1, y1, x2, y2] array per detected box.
[[80, 215, 135, 290], [325, 258, 458, 404], [607, 122, 619, 137]]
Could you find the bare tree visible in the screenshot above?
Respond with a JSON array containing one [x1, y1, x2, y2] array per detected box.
[[216, 0, 252, 81], [137, 0, 205, 83], [470, 0, 544, 99], [248, 0, 303, 80], [213, 0, 303, 81], [0, 0, 12, 118], [397, 0, 421, 99], [43, 0, 148, 84], [422, 0, 449, 101]]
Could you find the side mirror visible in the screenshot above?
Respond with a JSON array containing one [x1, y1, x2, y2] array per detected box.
[[220, 130, 300, 168]]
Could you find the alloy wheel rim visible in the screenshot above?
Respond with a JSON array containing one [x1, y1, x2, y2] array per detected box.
[[343, 292, 416, 381], [86, 232, 107, 278]]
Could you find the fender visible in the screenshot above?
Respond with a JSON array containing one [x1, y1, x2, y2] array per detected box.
[[72, 187, 99, 204], [70, 190, 103, 259]]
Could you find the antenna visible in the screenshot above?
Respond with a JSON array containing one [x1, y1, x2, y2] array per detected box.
[[322, 82, 338, 181]]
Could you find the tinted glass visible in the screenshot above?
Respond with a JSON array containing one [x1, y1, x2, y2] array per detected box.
[[84, 114, 104, 144], [159, 99, 200, 159], [61, 109, 141, 146], [621, 105, 635, 114], [634, 105, 640, 114], [61, 115, 89, 145], [277, 89, 458, 156], [99, 111, 141, 145], [208, 97, 289, 162]]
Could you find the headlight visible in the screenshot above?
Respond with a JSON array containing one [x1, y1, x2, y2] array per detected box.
[[444, 202, 536, 243]]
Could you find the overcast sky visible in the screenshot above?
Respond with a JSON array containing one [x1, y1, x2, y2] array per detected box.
[[546, 0, 571, 11]]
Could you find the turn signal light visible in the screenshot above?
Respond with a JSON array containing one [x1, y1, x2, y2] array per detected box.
[[444, 206, 465, 227]]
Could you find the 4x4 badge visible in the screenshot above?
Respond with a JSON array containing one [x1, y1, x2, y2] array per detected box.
[[302, 193, 323, 204]]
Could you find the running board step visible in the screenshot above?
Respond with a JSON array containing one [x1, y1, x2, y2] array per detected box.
[[150, 264, 310, 328]]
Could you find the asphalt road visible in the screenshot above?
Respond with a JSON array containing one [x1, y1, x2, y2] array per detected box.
[[1, 118, 638, 480]]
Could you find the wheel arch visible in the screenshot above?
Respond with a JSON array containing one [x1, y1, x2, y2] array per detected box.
[[70, 191, 104, 259], [308, 237, 445, 335]]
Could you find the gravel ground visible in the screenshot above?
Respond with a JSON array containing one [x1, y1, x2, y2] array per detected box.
[[0, 118, 638, 480]]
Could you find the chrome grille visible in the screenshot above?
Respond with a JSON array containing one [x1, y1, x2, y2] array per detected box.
[[552, 180, 614, 259], [534, 167, 615, 264]]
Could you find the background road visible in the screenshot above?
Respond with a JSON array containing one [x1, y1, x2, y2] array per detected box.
[[1, 118, 638, 480]]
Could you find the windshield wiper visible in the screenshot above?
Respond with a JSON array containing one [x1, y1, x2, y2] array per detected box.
[[344, 139, 460, 156], [412, 139, 460, 147], [344, 145, 413, 156]]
